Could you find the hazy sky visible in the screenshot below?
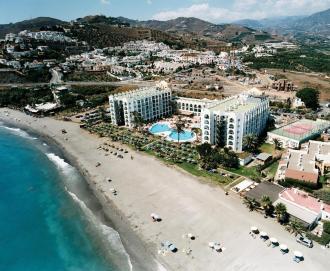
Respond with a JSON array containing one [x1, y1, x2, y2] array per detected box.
[[0, 0, 329, 24]]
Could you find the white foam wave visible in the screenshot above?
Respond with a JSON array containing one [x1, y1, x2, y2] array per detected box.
[[0, 125, 37, 139], [66, 189, 133, 271], [46, 153, 74, 174]]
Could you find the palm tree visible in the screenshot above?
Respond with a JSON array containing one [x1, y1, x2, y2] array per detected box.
[[131, 111, 144, 131], [275, 202, 288, 223], [170, 99, 179, 115], [260, 195, 273, 216], [243, 134, 259, 153], [273, 138, 281, 150], [286, 219, 304, 237], [174, 116, 185, 143], [260, 195, 271, 207], [243, 197, 259, 212]]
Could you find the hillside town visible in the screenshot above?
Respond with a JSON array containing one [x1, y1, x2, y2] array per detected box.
[[1, 9, 330, 271]]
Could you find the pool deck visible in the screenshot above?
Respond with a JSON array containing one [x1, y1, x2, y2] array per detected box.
[[149, 121, 196, 143]]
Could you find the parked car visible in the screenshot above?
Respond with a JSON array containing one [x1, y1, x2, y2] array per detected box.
[[296, 236, 313, 248]]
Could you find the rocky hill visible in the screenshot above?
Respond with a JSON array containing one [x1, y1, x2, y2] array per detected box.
[[119, 16, 276, 44], [0, 17, 65, 38]]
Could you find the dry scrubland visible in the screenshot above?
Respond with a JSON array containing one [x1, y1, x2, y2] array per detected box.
[[267, 69, 330, 101]]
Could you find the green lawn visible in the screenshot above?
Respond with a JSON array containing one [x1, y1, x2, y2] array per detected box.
[[225, 166, 261, 180], [264, 161, 279, 178], [145, 150, 236, 186], [178, 162, 235, 185], [259, 143, 275, 154]]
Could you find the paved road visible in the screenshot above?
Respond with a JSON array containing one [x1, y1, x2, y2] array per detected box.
[[0, 79, 156, 88], [50, 69, 63, 84]]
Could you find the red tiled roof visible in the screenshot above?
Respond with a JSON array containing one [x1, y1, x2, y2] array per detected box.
[[280, 188, 330, 214], [285, 169, 318, 184]]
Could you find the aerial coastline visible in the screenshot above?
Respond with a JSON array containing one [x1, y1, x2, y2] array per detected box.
[[1, 108, 329, 271], [0, 109, 159, 271], [1, 2, 330, 270]]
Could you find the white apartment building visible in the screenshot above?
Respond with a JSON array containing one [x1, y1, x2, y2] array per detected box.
[[176, 97, 215, 116], [109, 82, 172, 128], [5, 33, 16, 42], [18, 30, 74, 43], [275, 140, 330, 184], [201, 93, 269, 152]]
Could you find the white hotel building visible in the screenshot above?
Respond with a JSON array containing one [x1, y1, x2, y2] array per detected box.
[[176, 97, 215, 116], [109, 82, 172, 128], [202, 93, 269, 152]]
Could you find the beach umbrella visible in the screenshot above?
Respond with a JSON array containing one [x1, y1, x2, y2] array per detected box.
[[270, 238, 278, 244], [294, 251, 303, 258], [208, 242, 215, 248], [260, 232, 268, 237], [214, 243, 221, 251], [150, 213, 160, 221], [150, 213, 156, 218], [280, 244, 288, 251], [251, 226, 258, 233], [169, 244, 177, 252]]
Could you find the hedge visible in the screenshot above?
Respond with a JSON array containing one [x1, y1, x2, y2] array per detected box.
[[279, 178, 319, 193], [306, 232, 330, 246]]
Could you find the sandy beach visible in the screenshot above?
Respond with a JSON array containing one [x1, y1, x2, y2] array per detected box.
[[1, 108, 329, 271]]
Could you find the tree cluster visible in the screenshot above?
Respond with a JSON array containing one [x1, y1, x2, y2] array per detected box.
[[244, 195, 289, 224], [196, 143, 239, 170], [296, 88, 319, 110], [0, 86, 53, 107]]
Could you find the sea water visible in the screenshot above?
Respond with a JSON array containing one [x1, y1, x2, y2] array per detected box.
[[0, 123, 132, 271]]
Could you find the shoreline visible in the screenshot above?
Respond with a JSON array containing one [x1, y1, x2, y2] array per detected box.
[[1, 108, 329, 271], [0, 114, 160, 271]]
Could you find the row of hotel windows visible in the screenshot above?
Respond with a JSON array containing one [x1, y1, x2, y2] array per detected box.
[[178, 103, 203, 112], [127, 107, 172, 117], [124, 101, 171, 110], [125, 97, 170, 106], [202, 136, 238, 148], [204, 115, 238, 124], [124, 111, 170, 124]]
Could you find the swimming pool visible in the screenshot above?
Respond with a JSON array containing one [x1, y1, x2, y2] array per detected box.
[[169, 130, 195, 141], [149, 123, 171, 134], [149, 122, 196, 142]]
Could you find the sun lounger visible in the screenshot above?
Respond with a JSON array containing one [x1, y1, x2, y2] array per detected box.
[[293, 257, 301, 263]]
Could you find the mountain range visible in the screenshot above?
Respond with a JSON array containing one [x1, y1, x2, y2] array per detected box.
[[234, 8, 330, 37], [118, 16, 276, 44], [0, 15, 279, 50], [1, 7, 329, 49]]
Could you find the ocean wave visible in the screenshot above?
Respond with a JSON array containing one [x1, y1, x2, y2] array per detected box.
[[46, 153, 76, 175], [0, 125, 37, 140], [66, 189, 133, 271]]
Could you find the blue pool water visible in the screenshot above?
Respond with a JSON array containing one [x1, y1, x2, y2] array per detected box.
[[149, 122, 195, 142], [149, 123, 171, 134], [0, 124, 132, 271], [169, 130, 195, 141]]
